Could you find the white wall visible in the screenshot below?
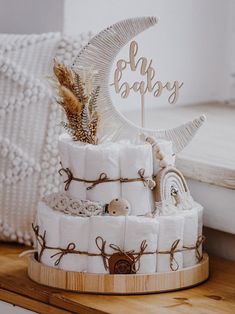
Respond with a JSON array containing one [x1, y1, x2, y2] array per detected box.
[[64, 0, 232, 112], [227, 0, 235, 103], [0, 0, 233, 110], [0, 0, 64, 34]]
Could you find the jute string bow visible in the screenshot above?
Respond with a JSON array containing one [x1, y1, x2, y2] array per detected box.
[[158, 239, 181, 271], [96, 237, 148, 272], [183, 235, 205, 263], [58, 163, 156, 191], [32, 225, 205, 271]]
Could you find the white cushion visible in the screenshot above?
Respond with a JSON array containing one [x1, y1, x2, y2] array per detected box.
[[0, 32, 90, 244]]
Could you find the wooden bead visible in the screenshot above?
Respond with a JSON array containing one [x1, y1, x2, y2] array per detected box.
[[154, 143, 161, 152], [156, 151, 164, 160], [145, 136, 155, 145], [159, 158, 168, 168]]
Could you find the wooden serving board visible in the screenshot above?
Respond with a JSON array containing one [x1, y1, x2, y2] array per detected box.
[[28, 253, 209, 294]]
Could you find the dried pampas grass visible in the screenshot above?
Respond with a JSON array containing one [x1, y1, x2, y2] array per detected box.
[[58, 86, 83, 114], [53, 60, 100, 145]]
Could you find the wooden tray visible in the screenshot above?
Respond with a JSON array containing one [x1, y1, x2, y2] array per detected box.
[[28, 253, 209, 294]]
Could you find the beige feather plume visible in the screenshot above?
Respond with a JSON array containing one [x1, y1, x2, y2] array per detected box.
[[53, 60, 100, 144], [58, 86, 83, 114]]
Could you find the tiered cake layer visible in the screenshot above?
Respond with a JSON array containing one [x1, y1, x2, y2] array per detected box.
[[35, 201, 203, 274], [58, 134, 175, 215]]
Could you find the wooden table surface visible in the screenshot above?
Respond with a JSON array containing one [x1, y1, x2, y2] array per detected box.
[[0, 243, 235, 314]]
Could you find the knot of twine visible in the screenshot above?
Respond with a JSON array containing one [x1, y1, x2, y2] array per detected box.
[[195, 235, 205, 262], [50, 242, 76, 266], [109, 243, 135, 256], [32, 224, 46, 262], [133, 240, 148, 272], [58, 164, 74, 191], [95, 236, 109, 270], [137, 168, 156, 190], [159, 239, 181, 271], [184, 235, 205, 262], [169, 239, 180, 271], [86, 173, 110, 190]]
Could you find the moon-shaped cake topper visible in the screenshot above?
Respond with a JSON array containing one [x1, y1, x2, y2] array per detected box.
[[72, 16, 205, 153]]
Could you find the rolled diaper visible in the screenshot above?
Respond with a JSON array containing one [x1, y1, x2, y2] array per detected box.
[[156, 215, 184, 272], [197, 204, 204, 257], [87, 216, 125, 273], [59, 215, 89, 272], [180, 209, 198, 267], [85, 143, 121, 204], [120, 143, 153, 215], [153, 140, 175, 175], [197, 204, 204, 236], [124, 216, 159, 273], [58, 134, 87, 200], [37, 202, 61, 267]]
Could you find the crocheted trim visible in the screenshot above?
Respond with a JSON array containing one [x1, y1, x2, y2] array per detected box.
[[42, 192, 104, 217]]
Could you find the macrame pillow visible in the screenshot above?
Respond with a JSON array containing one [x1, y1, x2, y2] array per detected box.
[[0, 32, 90, 245]]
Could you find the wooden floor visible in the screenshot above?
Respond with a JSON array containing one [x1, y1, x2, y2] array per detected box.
[[0, 243, 235, 314]]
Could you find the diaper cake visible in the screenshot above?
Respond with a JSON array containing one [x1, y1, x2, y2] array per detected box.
[[28, 17, 209, 294]]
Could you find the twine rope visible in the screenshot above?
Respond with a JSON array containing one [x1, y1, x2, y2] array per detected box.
[[183, 235, 205, 263], [32, 225, 205, 272], [58, 163, 156, 191]]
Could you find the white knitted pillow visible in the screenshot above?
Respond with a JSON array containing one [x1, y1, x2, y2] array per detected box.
[[0, 32, 90, 245]]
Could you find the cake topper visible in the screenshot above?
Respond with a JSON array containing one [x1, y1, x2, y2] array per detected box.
[[72, 17, 205, 153], [110, 40, 183, 127]]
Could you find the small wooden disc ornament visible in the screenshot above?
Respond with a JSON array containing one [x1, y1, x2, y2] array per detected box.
[[108, 198, 131, 216], [108, 253, 136, 274]]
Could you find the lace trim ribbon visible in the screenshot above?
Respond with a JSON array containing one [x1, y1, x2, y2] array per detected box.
[[32, 224, 205, 272]]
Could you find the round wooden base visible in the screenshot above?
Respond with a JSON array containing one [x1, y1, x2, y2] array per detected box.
[[28, 253, 209, 294]]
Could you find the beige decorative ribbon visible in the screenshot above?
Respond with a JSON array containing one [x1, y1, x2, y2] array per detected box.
[[58, 163, 156, 191]]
